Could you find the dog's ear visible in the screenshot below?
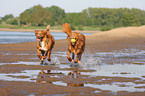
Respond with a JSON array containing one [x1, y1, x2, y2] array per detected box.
[[35, 30, 38, 35], [35, 30, 38, 33]]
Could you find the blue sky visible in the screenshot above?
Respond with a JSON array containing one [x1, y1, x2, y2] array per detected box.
[[0, 0, 145, 17]]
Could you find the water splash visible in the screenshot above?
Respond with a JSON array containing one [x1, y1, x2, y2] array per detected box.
[[44, 56, 60, 66], [51, 56, 60, 65], [95, 49, 145, 65], [81, 56, 101, 70]]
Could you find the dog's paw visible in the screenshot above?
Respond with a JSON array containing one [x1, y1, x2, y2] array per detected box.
[[67, 57, 72, 62], [47, 59, 51, 62], [74, 60, 78, 63], [72, 59, 74, 62], [78, 61, 81, 64], [40, 61, 43, 65], [43, 56, 47, 59]]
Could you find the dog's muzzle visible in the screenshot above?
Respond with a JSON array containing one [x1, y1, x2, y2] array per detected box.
[[71, 38, 76, 45], [37, 36, 43, 41]]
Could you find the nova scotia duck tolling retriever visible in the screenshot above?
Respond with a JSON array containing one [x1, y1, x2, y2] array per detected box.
[[63, 23, 86, 64], [35, 25, 55, 64]]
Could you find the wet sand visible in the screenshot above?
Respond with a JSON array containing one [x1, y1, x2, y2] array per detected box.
[[0, 26, 145, 96]]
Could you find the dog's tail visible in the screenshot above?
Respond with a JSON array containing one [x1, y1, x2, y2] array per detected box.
[[46, 25, 50, 35], [46, 25, 50, 32], [63, 23, 72, 35]]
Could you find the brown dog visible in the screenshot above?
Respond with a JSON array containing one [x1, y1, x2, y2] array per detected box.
[[35, 25, 55, 64], [63, 23, 86, 64]]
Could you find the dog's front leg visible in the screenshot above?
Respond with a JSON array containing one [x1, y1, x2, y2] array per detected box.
[[37, 49, 43, 64], [67, 50, 72, 62], [47, 50, 51, 62], [72, 52, 75, 62], [37, 49, 42, 60]]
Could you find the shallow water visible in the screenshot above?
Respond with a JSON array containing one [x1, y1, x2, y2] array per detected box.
[[0, 48, 145, 93], [1, 64, 145, 92], [85, 82, 145, 92], [0, 31, 90, 44]]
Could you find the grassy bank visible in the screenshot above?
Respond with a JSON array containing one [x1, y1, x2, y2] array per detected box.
[[0, 24, 107, 31], [0, 24, 62, 30]]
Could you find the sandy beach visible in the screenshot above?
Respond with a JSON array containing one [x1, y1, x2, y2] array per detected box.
[[0, 26, 145, 96]]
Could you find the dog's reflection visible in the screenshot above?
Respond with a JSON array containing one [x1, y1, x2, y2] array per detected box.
[[67, 70, 84, 87], [36, 70, 52, 83], [36, 70, 63, 83], [68, 70, 81, 78], [36, 70, 84, 87]]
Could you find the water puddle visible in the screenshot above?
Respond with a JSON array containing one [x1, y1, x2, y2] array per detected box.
[[1, 63, 145, 92], [0, 61, 41, 65], [84, 82, 145, 92], [0, 70, 39, 82], [0, 56, 61, 66], [0, 48, 145, 93]]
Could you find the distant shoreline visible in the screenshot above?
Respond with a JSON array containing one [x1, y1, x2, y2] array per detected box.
[[0, 28, 101, 33]]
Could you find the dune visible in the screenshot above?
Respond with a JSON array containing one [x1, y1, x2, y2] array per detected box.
[[86, 26, 145, 52], [87, 25, 145, 40]]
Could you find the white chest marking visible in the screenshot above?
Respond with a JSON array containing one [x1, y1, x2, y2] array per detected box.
[[39, 41, 47, 51], [41, 41, 45, 49]]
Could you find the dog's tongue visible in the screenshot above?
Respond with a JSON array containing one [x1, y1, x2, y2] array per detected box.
[[72, 42, 75, 45], [37, 39, 41, 41]]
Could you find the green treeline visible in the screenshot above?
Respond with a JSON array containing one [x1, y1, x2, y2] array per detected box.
[[1, 5, 145, 31]]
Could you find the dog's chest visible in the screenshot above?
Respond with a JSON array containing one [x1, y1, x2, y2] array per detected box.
[[71, 46, 77, 54], [39, 41, 47, 50], [38, 41, 48, 51], [39, 41, 45, 47], [41, 42, 45, 48]]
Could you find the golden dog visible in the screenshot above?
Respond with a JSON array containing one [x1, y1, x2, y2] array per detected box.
[[63, 23, 86, 64], [35, 25, 55, 64]]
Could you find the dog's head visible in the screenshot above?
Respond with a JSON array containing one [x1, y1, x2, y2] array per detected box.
[[35, 25, 50, 42], [35, 30, 47, 42], [69, 32, 78, 46]]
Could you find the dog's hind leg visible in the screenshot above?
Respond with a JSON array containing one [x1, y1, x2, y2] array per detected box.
[[75, 53, 82, 64], [78, 54, 82, 64], [40, 51, 45, 64], [43, 51, 47, 60]]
